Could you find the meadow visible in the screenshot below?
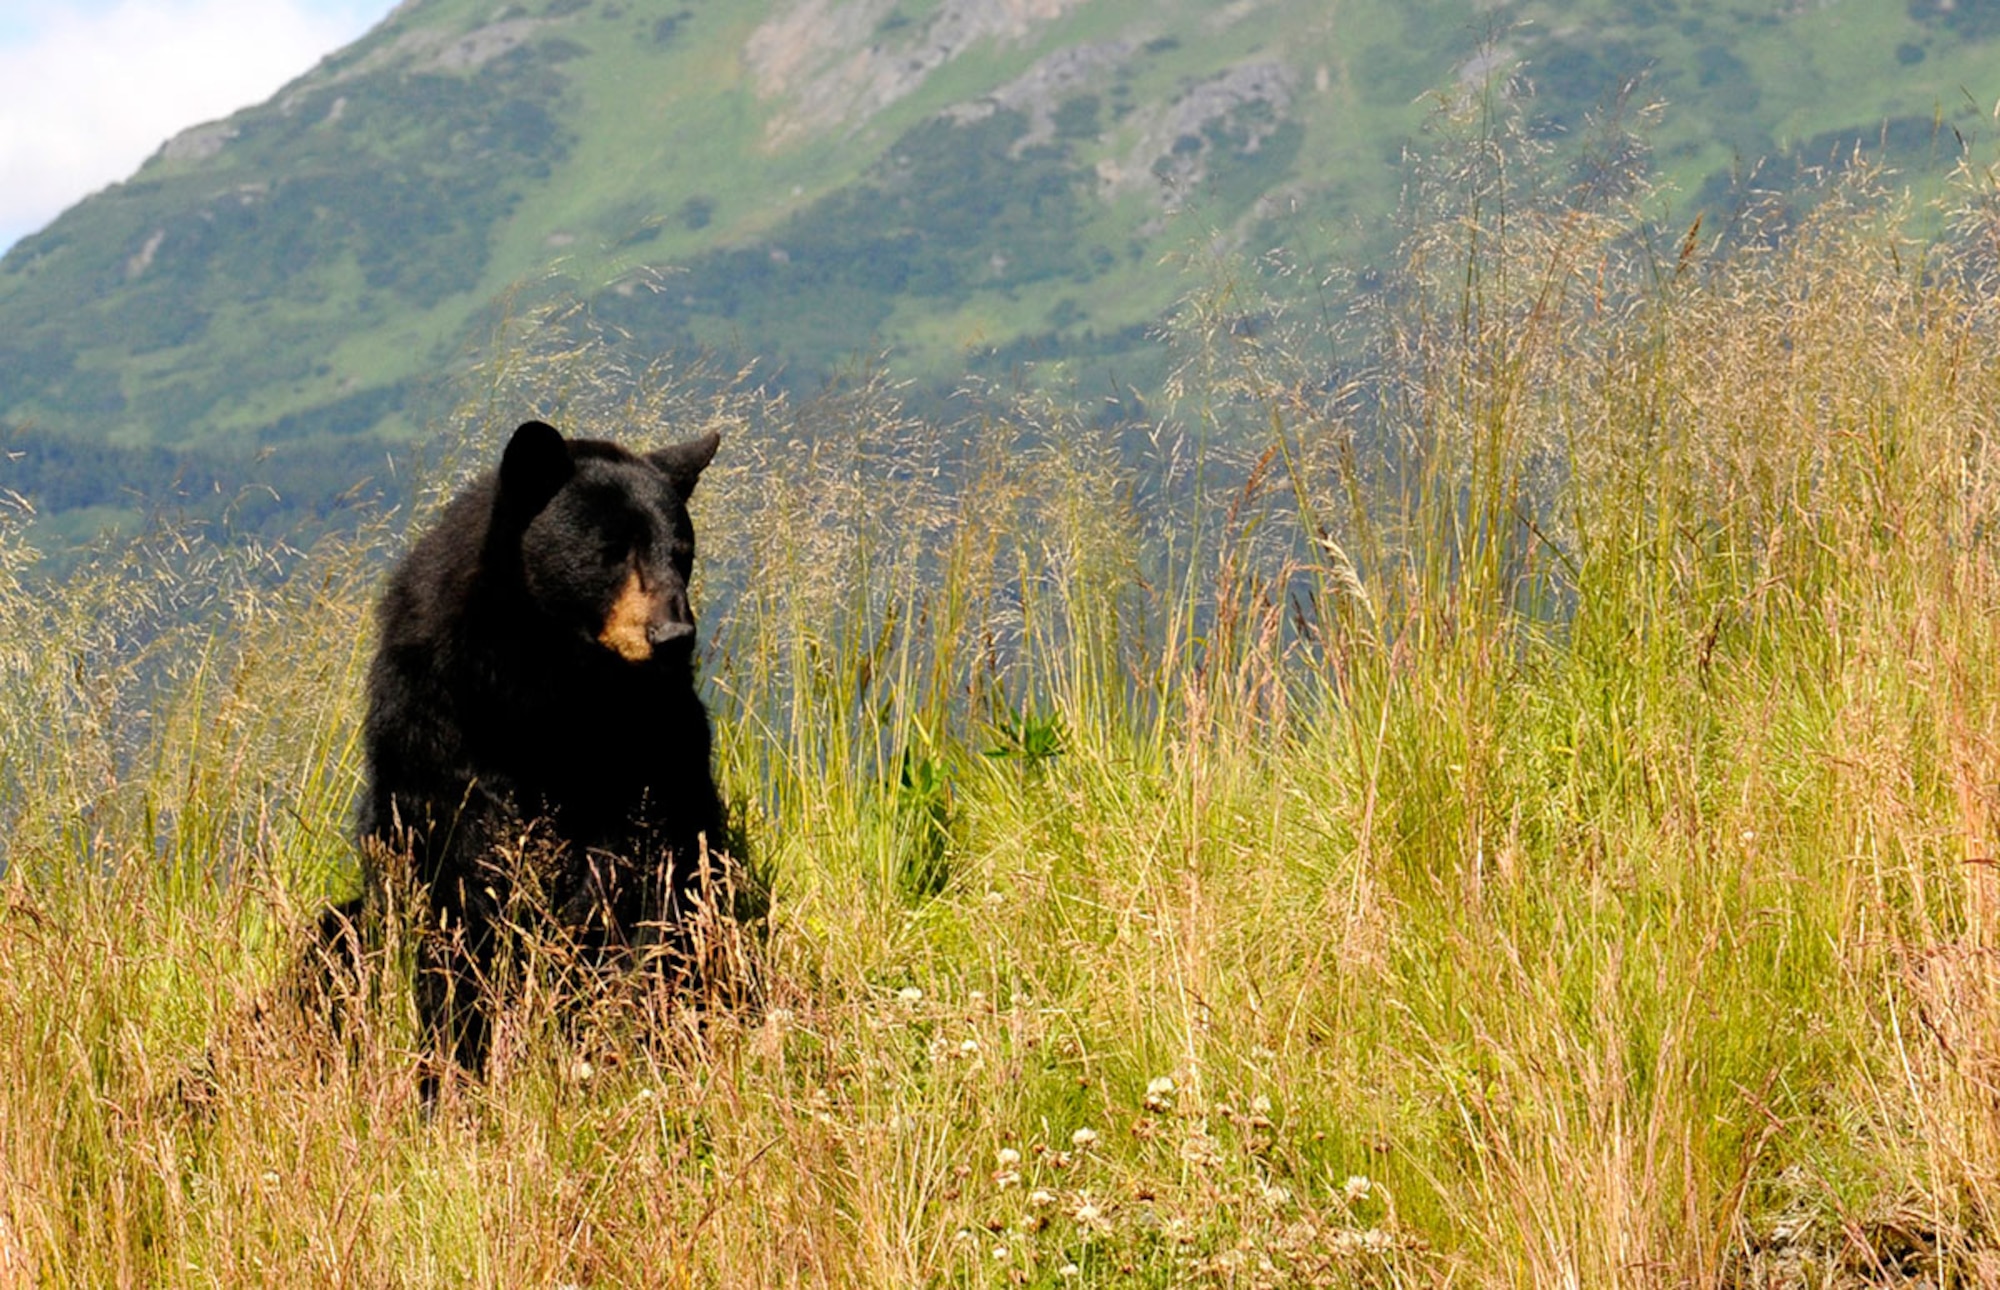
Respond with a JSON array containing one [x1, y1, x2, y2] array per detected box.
[[3, 103, 2000, 1286]]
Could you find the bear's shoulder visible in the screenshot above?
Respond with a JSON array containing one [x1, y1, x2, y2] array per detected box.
[[375, 475, 501, 647]]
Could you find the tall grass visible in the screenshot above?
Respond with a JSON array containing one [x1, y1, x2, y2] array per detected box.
[[5, 95, 2000, 1284]]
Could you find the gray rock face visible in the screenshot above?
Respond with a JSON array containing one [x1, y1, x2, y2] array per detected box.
[[161, 122, 237, 164], [422, 19, 546, 73], [286, 14, 550, 100], [746, 0, 1092, 145], [943, 40, 1136, 151], [1100, 60, 1297, 205]]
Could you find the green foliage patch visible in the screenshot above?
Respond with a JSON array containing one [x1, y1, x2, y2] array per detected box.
[[596, 108, 1101, 374]]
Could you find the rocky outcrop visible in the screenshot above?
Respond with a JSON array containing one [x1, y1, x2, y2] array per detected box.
[[421, 19, 546, 73], [943, 40, 1135, 151], [160, 122, 238, 164], [746, 0, 1093, 147], [284, 14, 549, 105], [1096, 59, 1296, 205]]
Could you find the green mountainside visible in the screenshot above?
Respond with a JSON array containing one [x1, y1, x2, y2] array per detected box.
[[2, 0, 1996, 531]]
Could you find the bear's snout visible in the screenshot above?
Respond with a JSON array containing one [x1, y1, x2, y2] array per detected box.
[[649, 585, 695, 646], [599, 569, 694, 661]]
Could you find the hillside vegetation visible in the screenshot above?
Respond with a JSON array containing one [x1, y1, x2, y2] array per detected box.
[[3, 98, 2000, 1285], [3, 0, 2000, 540]]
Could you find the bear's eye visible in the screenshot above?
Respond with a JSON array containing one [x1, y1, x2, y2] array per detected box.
[[598, 521, 646, 571]]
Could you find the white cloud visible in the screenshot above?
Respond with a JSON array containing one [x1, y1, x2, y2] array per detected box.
[[0, 0, 389, 253]]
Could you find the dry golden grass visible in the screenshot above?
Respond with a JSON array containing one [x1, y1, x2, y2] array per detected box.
[[5, 95, 2000, 1286]]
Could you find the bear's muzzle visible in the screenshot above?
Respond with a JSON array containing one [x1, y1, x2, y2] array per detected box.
[[650, 586, 695, 646], [599, 570, 694, 662]]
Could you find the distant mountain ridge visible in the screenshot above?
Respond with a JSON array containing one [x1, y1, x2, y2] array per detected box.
[[1, 0, 1995, 532]]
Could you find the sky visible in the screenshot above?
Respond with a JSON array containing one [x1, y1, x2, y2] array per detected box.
[[0, 0, 399, 255]]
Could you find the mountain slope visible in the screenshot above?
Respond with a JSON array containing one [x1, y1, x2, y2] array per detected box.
[[0, 0, 1994, 488]]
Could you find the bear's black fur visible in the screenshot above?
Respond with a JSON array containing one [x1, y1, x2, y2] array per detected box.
[[340, 419, 727, 1084]]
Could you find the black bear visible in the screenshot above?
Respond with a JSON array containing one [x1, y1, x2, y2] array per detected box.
[[343, 419, 727, 1084]]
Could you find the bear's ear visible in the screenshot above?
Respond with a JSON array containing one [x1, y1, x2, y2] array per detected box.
[[647, 431, 721, 497], [495, 420, 574, 523]]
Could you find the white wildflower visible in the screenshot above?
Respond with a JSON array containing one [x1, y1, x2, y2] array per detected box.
[[1179, 1129, 1221, 1167]]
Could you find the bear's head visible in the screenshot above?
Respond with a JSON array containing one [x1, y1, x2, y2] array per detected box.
[[492, 419, 720, 664]]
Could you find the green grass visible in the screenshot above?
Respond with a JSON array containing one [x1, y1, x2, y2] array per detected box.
[[5, 100, 2000, 1286], [8, 0, 2000, 499]]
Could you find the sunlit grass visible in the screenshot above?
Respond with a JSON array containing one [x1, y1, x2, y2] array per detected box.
[[5, 90, 2000, 1285]]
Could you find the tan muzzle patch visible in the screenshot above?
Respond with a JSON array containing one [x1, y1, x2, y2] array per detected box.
[[598, 569, 658, 662]]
